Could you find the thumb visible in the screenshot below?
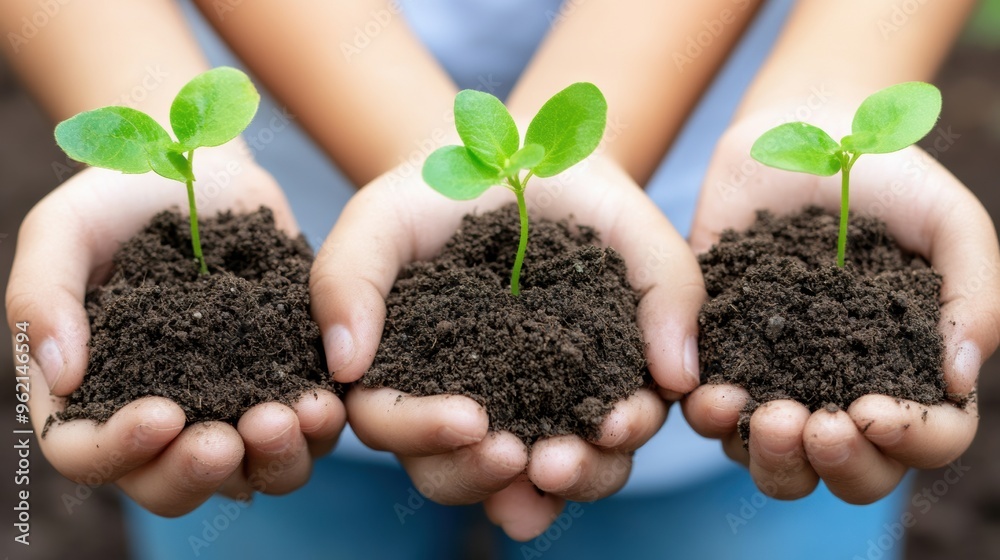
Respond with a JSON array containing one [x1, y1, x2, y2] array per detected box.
[[310, 185, 412, 383], [5, 202, 93, 396], [587, 162, 706, 395], [929, 186, 1000, 398]]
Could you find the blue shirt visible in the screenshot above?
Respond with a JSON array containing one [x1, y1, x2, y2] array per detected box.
[[185, 0, 796, 494]]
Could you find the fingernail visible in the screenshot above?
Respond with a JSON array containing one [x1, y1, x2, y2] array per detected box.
[[683, 335, 700, 386], [438, 426, 482, 447], [36, 338, 65, 391], [867, 425, 904, 448], [952, 341, 981, 390], [811, 442, 851, 467], [482, 455, 522, 480], [324, 324, 355, 374], [255, 423, 296, 454], [131, 424, 173, 452]]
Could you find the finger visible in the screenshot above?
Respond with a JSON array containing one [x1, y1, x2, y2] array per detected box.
[[803, 407, 907, 504], [398, 431, 528, 505], [931, 190, 1000, 397], [345, 387, 488, 456], [593, 388, 667, 451], [233, 403, 312, 496], [849, 395, 978, 469], [657, 387, 686, 402], [747, 400, 819, 500], [310, 182, 493, 383], [6, 201, 93, 396], [36, 396, 185, 484], [291, 389, 346, 458], [484, 479, 566, 542], [857, 158, 1000, 398], [309, 187, 399, 383], [528, 436, 632, 501], [721, 430, 750, 466], [681, 384, 749, 439], [567, 160, 706, 395], [116, 422, 244, 517]]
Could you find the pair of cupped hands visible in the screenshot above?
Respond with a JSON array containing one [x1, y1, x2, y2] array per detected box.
[[8, 105, 998, 541]]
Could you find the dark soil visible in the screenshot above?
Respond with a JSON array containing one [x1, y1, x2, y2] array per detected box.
[[698, 207, 947, 441], [363, 204, 648, 444], [49, 208, 336, 432]]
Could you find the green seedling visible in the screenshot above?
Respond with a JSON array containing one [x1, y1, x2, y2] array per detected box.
[[750, 82, 942, 267], [54, 67, 260, 275], [423, 83, 607, 295]]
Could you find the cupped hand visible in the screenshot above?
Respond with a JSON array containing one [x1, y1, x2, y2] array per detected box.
[[5, 143, 345, 516], [683, 108, 1000, 504], [311, 153, 704, 540]]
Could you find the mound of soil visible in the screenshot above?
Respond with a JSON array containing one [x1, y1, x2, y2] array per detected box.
[[363, 204, 647, 444], [49, 208, 336, 432], [698, 207, 947, 441]]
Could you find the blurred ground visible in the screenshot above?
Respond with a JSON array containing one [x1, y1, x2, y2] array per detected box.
[[905, 46, 1000, 560], [1, 5, 999, 560], [0, 59, 130, 558]]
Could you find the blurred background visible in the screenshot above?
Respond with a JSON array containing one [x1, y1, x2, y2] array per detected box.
[[2, 1, 999, 558]]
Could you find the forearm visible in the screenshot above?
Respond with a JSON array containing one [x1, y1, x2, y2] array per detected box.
[[0, 0, 209, 123], [507, 0, 762, 184], [192, 0, 458, 186], [738, 0, 976, 117]]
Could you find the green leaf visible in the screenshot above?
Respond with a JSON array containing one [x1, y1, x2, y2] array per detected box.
[[170, 67, 260, 151], [502, 144, 545, 176], [152, 150, 194, 182], [524, 82, 607, 177], [54, 106, 190, 182], [422, 146, 502, 200], [844, 82, 942, 154], [751, 122, 842, 176], [454, 89, 519, 169]]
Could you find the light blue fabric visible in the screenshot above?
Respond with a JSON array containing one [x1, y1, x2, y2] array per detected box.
[[124, 455, 915, 560], [121, 2, 908, 558]]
